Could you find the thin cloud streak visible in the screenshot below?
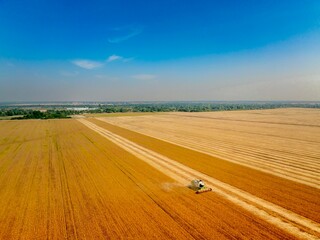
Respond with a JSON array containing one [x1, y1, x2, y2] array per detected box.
[[72, 55, 131, 69], [108, 26, 143, 43], [71, 60, 103, 69], [106, 55, 134, 63], [107, 55, 123, 62]]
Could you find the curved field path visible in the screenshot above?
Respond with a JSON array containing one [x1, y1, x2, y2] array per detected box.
[[0, 120, 297, 239]]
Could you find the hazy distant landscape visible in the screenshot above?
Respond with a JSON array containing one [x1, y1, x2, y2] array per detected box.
[[1, 101, 319, 120]]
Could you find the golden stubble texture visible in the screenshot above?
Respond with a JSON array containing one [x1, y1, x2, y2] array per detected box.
[[0, 119, 301, 239]]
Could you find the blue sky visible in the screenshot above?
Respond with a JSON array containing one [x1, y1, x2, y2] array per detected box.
[[0, 0, 320, 101]]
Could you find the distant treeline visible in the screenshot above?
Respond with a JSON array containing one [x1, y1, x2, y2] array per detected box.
[[0, 102, 319, 119], [2, 110, 72, 119], [96, 102, 320, 113]]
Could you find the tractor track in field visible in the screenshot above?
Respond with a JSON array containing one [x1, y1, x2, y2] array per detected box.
[[78, 118, 320, 240], [97, 117, 320, 189], [175, 114, 320, 128]]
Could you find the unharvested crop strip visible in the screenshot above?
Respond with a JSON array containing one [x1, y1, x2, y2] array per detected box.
[[154, 138, 320, 185], [97, 118, 320, 169], [175, 114, 320, 128], [100, 118, 320, 189], [78, 119, 320, 240], [147, 132, 320, 175]]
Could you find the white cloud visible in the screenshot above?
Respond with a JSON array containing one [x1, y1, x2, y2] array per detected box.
[[71, 60, 103, 69], [107, 55, 123, 62], [132, 74, 156, 80], [106, 55, 134, 63]]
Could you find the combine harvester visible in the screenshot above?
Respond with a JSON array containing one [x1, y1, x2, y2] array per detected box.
[[191, 179, 212, 194]]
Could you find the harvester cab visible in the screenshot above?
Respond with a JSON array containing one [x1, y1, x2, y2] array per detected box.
[[191, 179, 212, 194]]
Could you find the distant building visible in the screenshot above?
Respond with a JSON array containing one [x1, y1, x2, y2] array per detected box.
[[66, 107, 97, 111]]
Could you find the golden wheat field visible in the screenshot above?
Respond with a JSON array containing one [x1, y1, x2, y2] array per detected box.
[[0, 108, 319, 239]]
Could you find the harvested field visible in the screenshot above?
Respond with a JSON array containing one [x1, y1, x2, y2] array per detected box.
[[81, 119, 320, 239], [84, 108, 320, 238], [96, 108, 320, 189], [0, 119, 300, 239]]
